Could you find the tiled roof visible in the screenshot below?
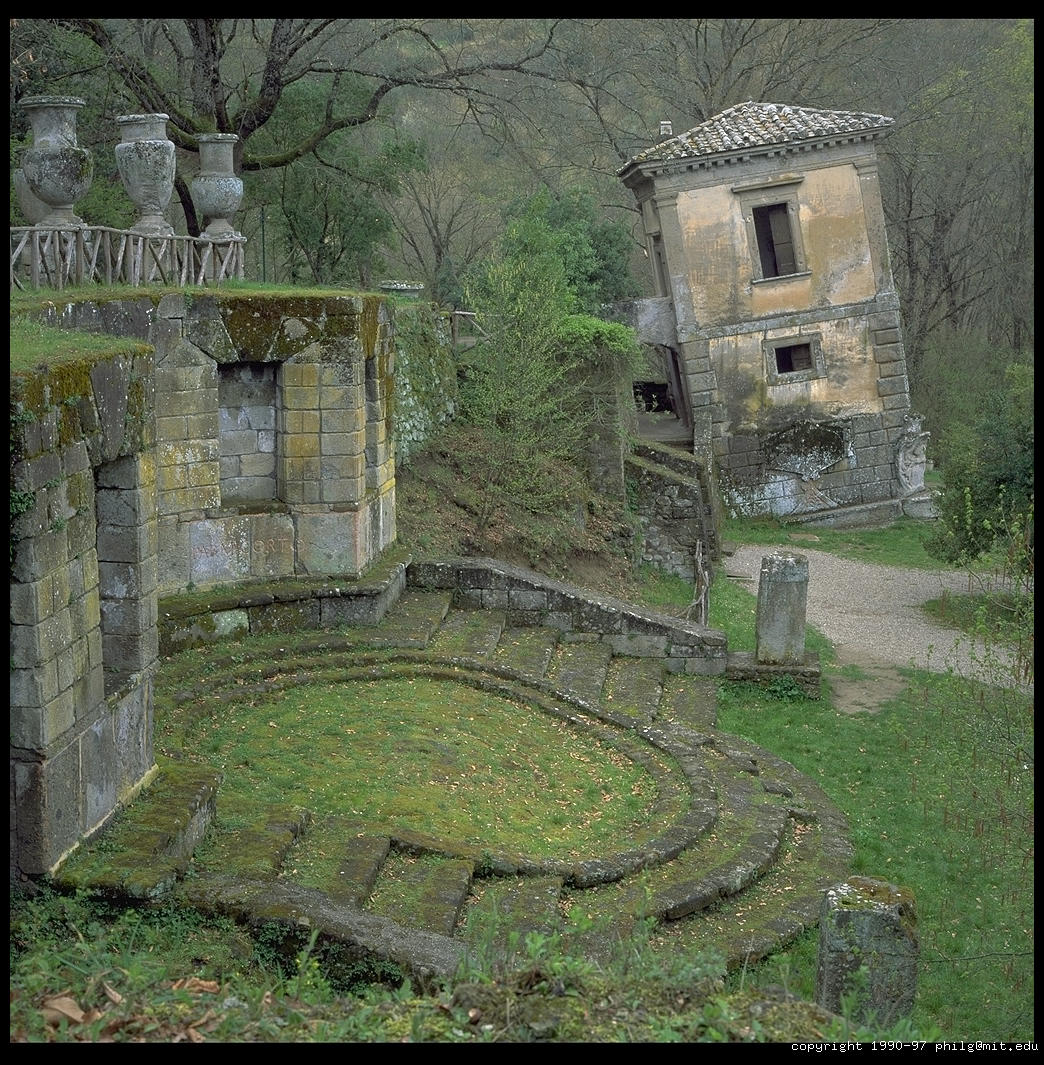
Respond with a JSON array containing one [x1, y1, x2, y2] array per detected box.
[[623, 101, 893, 169]]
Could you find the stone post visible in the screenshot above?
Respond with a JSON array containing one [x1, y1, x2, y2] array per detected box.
[[816, 876, 918, 1026], [754, 551, 808, 665]]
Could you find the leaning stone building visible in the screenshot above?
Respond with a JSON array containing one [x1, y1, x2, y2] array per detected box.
[[619, 102, 932, 524]]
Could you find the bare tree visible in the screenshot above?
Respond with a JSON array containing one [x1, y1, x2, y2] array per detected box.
[[25, 19, 563, 234]]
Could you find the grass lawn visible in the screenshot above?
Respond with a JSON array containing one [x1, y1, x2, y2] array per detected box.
[[10, 516, 1033, 1041]]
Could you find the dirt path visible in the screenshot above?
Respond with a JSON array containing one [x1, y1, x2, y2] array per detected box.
[[723, 544, 1029, 713]]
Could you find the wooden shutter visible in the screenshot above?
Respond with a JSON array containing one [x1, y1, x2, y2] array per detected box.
[[767, 204, 797, 276]]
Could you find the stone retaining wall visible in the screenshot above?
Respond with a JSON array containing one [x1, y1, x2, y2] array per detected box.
[[626, 449, 715, 582], [408, 557, 728, 675]]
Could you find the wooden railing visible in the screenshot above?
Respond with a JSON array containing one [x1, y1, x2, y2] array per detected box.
[[449, 309, 489, 350], [10, 226, 246, 292]]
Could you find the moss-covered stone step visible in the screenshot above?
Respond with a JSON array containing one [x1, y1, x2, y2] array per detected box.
[[602, 656, 664, 723], [659, 673, 718, 730], [329, 829, 392, 907], [52, 764, 221, 900], [365, 590, 453, 648], [180, 875, 463, 991], [569, 752, 782, 923], [464, 875, 564, 962], [491, 626, 560, 680], [650, 815, 848, 970], [367, 852, 475, 936], [201, 806, 311, 881], [428, 608, 506, 657], [546, 638, 614, 704]]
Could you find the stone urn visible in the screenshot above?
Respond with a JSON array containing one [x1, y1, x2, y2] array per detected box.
[[115, 113, 175, 235], [190, 133, 243, 239], [19, 95, 94, 226]]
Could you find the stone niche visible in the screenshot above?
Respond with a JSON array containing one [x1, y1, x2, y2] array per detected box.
[[10, 291, 398, 880]]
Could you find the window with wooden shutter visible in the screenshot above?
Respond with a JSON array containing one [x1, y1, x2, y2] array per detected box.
[[733, 176, 808, 283], [763, 334, 825, 385], [753, 203, 798, 278]]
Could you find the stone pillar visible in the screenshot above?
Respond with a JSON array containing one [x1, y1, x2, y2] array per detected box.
[[755, 551, 808, 665], [816, 876, 918, 1026], [96, 454, 159, 697]]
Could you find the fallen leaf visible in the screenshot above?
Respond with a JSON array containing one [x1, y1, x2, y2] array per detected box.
[[41, 995, 85, 1026], [102, 982, 124, 1005], [171, 977, 220, 994]]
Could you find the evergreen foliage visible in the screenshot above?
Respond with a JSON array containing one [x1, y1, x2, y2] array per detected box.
[[499, 187, 641, 315], [925, 361, 1034, 574]]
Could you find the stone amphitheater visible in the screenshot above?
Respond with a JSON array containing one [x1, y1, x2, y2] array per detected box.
[[57, 557, 852, 990]]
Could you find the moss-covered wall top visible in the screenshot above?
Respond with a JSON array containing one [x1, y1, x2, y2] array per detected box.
[[11, 325, 155, 558]]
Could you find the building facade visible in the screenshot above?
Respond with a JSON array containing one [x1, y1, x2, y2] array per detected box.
[[619, 102, 932, 523]]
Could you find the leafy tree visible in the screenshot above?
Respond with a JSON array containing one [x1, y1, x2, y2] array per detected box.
[[499, 186, 641, 315], [457, 252, 582, 526], [926, 362, 1034, 575], [455, 190, 643, 530]]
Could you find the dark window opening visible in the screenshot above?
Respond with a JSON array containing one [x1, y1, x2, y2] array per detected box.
[[774, 343, 814, 374], [634, 381, 674, 412], [752, 203, 798, 278]]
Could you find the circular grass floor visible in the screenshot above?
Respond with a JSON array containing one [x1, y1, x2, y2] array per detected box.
[[167, 673, 684, 861]]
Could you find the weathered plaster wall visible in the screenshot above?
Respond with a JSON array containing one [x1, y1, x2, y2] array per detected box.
[[667, 154, 880, 329], [627, 138, 916, 521]]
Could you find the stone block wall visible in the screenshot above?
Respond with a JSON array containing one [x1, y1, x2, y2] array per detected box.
[[409, 557, 728, 675], [710, 304, 916, 519], [13, 290, 400, 879], [625, 454, 711, 583], [11, 341, 157, 878], [628, 440, 720, 573], [716, 410, 909, 519], [37, 292, 398, 592], [219, 363, 277, 503]]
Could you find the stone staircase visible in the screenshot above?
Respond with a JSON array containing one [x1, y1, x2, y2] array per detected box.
[[59, 585, 851, 988]]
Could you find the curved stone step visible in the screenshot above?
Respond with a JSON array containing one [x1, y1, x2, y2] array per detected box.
[[328, 824, 392, 907], [491, 626, 561, 679], [463, 875, 565, 966], [367, 852, 474, 936], [659, 672, 718, 729], [366, 589, 453, 648], [603, 656, 664, 723], [140, 627, 854, 980], [181, 875, 463, 991], [429, 608, 505, 657], [546, 637, 614, 703]]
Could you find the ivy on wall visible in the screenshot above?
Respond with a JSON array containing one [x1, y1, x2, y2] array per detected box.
[[392, 304, 458, 467]]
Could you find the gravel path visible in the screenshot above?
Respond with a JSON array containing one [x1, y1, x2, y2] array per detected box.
[[724, 544, 1029, 696]]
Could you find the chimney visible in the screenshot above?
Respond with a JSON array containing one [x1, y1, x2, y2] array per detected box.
[[658, 120, 673, 139]]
